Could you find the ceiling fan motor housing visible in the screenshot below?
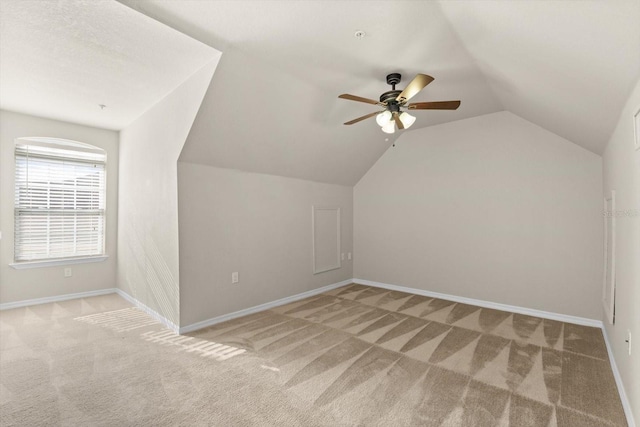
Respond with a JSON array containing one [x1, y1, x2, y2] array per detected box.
[[380, 92, 401, 111]]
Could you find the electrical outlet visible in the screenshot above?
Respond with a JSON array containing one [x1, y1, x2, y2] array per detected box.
[[64, 268, 72, 277], [627, 330, 632, 356], [348, 252, 352, 260], [341, 253, 345, 261], [232, 272, 239, 284]]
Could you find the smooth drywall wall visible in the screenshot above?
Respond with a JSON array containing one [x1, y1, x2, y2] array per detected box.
[[177, 163, 353, 327], [354, 111, 603, 319], [117, 60, 218, 327], [0, 110, 118, 303], [602, 76, 640, 424]]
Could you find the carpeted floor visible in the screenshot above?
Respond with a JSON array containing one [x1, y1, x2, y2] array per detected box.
[[0, 283, 627, 426]]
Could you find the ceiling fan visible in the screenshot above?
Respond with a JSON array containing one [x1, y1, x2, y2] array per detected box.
[[338, 73, 461, 134]]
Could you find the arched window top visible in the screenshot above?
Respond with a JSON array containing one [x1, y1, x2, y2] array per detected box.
[[16, 137, 105, 153], [15, 137, 106, 163]]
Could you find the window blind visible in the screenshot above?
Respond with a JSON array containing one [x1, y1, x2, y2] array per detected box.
[[14, 142, 106, 262]]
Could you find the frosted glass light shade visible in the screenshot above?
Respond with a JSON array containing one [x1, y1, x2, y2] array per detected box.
[[381, 122, 395, 134], [399, 112, 416, 129], [376, 111, 392, 127]]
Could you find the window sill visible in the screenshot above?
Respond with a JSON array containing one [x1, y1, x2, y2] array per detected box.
[[10, 256, 108, 270]]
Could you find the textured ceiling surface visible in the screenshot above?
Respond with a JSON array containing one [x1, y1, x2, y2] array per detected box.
[[2, 1, 639, 185], [0, 0, 219, 129]]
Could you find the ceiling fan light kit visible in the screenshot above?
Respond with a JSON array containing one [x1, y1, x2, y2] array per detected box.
[[399, 112, 416, 128], [339, 73, 461, 134], [377, 111, 415, 134], [381, 121, 396, 134], [376, 110, 392, 127]]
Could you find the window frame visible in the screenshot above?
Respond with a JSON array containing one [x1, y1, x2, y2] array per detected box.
[[10, 137, 109, 269]]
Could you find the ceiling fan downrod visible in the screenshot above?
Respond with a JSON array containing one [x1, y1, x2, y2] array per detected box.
[[380, 73, 402, 111], [386, 73, 401, 90]]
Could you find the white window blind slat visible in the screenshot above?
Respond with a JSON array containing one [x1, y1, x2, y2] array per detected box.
[[14, 141, 106, 262]]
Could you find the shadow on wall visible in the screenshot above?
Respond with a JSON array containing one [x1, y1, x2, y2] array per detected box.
[[120, 213, 179, 325]]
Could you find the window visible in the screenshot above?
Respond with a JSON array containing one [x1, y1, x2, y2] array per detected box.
[[14, 138, 106, 263]]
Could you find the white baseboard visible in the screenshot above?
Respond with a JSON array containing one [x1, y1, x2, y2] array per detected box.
[[178, 279, 353, 334], [353, 278, 602, 328], [1, 277, 633, 425], [0, 287, 181, 334], [0, 288, 116, 311], [602, 325, 636, 427], [354, 278, 636, 426], [114, 289, 179, 333]]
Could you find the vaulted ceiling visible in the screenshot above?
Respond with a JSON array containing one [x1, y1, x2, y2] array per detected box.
[[2, 1, 639, 186], [121, 0, 640, 185]]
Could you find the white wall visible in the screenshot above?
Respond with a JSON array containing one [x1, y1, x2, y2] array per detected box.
[[602, 76, 640, 424], [177, 163, 353, 327], [117, 60, 218, 327], [354, 111, 603, 319], [0, 110, 118, 303]]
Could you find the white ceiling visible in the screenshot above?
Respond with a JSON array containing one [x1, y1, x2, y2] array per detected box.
[[0, 0, 219, 130], [121, 0, 503, 185], [2, 1, 639, 185], [439, 0, 640, 155]]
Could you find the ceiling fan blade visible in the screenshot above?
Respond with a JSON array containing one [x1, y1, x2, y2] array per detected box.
[[344, 111, 380, 125], [339, 94, 383, 106], [396, 74, 434, 103], [407, 100, 461, 110], [393, 112, 404, 130]]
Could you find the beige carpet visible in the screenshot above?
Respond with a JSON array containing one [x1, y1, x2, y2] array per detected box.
[[0, 284, 627, 426]]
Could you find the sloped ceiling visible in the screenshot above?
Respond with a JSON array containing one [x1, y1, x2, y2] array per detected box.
[[119, 0, 640, 186], [119, 0, 502, 185], [0, 0, 218, 130], [439, 0, 640, 155], [3, 1, 639, 185]]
